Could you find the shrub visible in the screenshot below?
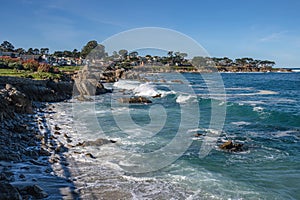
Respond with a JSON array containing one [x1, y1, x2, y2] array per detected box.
[[8, 62, 23, 70], [52, 67, 60, 73], [22, 59, 39, 71], [0, 56, 21, 67], [37, 63, 52, 72]]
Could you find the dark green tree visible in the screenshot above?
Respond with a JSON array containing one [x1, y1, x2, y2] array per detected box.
[[53, 51, 63, 57], [15, 48, 26, 55], [33, 48, 40, 55], [1, 41, 14, 52], [118, 49, 128, 59], [27, 48, 34, 55], [40, 48, 49, 55], [81, 40, 98, 58]]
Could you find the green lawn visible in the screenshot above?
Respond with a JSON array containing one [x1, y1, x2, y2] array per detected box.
[[59, 65, 82, 72], [0, 68, 26, 77], [0, 68, 62, 80]]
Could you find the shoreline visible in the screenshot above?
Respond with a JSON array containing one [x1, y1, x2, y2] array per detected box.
[[0, 101, 81, 199]]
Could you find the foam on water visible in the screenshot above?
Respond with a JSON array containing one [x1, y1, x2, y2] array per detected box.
[[133, 82, 159, 97], [113, 80, 141, 90], [176, 94, 197, 103]]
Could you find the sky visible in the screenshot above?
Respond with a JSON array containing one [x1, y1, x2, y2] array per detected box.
[[1, 0, 300, 67]]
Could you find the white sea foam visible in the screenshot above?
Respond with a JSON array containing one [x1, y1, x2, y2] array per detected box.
[[176, 94, 197, 103], [133, 82, 159, 97], [253, 106, 264, 112], [231, 121, 251, 126], [113, 80, 140, 90]]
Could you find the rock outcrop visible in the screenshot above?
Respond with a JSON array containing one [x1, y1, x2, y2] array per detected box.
[[219, 140, 244, 152], [73, 66, 111, 97], [0, 76, 73, 102], [118, 96, 152, 104]]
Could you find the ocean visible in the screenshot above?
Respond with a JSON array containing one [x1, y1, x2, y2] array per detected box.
[[53, 72, 300, 199]]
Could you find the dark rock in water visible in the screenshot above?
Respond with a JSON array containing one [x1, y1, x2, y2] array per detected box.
[[77, 138, 116, 147], [54, 124, 61, 130], [64, 133, 71, 139], [19, 174, 25, 179], [219, 140, 244, 152], [118, 96, 152, 104], [0, 182, 22, 200], [54, 131, 61, 135], [29, 159, 48, 166], [193, 133, 203, 137], [152, 94, 162, 98], [85, 153, 96, 159], [20, 185, 48, 199]]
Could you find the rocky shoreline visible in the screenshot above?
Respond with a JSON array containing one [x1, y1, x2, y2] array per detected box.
[[0, 73, 127, 199], [0, 76, 79, 199]]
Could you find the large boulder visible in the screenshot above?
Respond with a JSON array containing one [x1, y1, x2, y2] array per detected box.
[[74, 67, 110, 97], [5, 85, 33, 114]]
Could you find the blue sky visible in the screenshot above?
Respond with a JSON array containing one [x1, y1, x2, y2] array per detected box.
[[1, 0, 300, 67]]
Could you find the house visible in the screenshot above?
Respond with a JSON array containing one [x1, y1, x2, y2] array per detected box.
[[0, 51, 19, 58], [20, 55, 42, 61]]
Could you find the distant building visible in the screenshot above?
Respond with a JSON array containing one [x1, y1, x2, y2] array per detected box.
[[20, 55, 42, 61], [0, 51, 19, 58]]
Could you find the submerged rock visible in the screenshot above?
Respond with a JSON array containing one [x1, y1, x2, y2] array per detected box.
[[118, 96, 152, 104], [0, 183, 22, 200], [219, 140, 244, 152], [152, 94, 162, 98], [77, 138, 116, 147], [20, 185, 48, 199]]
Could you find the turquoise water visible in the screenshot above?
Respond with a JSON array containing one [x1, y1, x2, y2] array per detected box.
[[71, 72, 300, 199]]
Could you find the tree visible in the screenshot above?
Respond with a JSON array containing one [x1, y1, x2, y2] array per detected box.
[[15, 48, 26, 55], [63, 50, 72, 57], [118, 49, 128, 59], [1, 41, 14, 52], [53, 51, 63, 57], [167, 51, 173, 58], [191, 56, 209, 67], [72, 49, 80, 58], [81, 40, 98, 58], [40, 48, 49, 55], [33, 48, 40, 55], [129, 51, 138, 58], [27, 48, 34, 55]]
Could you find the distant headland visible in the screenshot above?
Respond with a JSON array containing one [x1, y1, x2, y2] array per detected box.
[[0, 40, 292, 79]]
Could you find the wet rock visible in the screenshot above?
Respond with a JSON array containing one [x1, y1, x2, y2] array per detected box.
[[54, 124, 61, 130], [0, 172, 9, 181], [54, 131, 61, 135], [29, 159, 48, 166], [79, 138, 117, 147], [0, 183, 22, 200], [64, 133, 71, 139], [39, 148, 51, 156], [19, 174, 25, 179], [85, 153, 96, 159], [152, 94, 162, 98], [20, 185, 48, 199], [219, 140, 243, 152], [118, 96, 152, 104], [193, 133, 203, 137]]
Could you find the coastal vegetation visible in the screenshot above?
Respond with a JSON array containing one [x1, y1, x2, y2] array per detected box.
[[0, 40, 291, 80]]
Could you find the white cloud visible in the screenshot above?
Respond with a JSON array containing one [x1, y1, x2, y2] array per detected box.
[[259, 31, 287, 42]]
